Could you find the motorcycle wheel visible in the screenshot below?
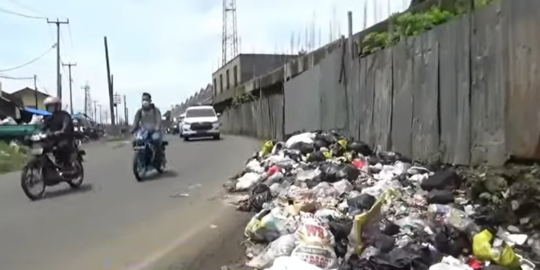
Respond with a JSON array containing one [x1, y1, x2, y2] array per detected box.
[[133, 152, 145, 181], [156, 154, 166, 174], [20, 163, 46, 201], [67, 160, 84, 188]]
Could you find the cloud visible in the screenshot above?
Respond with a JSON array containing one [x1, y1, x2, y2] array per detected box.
[[0, 0, 409, 123]]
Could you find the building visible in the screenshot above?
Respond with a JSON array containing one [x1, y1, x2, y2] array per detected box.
[[0, 91, 23, 119], [212, 53, 297, 96], [9, 87, 50, 110]]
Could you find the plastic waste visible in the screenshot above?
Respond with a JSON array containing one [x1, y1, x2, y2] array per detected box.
[[472, 229, 520, 268], [285, 133, 315, 148], [332, 180, 353, 196], [235, 172, 261, 191], [427, 204, 477, 232], [247, 234, 297, 269], [266, 256, 325, 270]]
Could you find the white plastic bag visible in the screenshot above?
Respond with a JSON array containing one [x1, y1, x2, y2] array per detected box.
[[247, 234, 297, 269], [295, 218, 335, 246], [235, 172, 261, 191], [332, 180, 353, 195], [265, 256, 324, 270], [246, 159, 264, 173], [290, 244, 337, 270], [285, 132, 315, 148]]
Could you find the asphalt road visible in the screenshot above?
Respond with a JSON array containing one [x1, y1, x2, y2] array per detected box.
[[0, 135, 259, 270]]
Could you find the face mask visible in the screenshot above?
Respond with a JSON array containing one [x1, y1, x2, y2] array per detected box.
[[142, 100, 150, 107], [45, 105, 56, 112]]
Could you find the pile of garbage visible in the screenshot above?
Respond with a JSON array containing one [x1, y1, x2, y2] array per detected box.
[[223, 131, 540, 270], [0, 114, 43, 125]]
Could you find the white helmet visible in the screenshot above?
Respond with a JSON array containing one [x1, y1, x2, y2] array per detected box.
[[44, 96, 61, 106], [44, 96, 62, 112]]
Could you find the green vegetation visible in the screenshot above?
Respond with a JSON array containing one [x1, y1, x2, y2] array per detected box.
[[361, 0, 497, 55], [232, 92, 258, 107], [0, 142, 28, 174]]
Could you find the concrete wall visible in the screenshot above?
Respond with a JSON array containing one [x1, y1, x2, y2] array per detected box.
[[212, 54, 297, 99], [212, 57, 241, 96], [239, 54, 296, 83], [220, 0, 540, 166]]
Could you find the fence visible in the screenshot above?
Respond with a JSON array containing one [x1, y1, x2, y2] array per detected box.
[[220, 93, 284, 140], [220, 0, 540, 166]]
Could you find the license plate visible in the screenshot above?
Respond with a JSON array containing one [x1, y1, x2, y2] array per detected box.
[[30, 147, 43, 155], [133, 146, 145, 150]]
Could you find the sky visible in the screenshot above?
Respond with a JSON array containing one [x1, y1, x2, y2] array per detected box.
[[0, 0, 409, 124]]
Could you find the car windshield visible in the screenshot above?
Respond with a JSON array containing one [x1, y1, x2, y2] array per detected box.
[[186, 109, 215, 118]]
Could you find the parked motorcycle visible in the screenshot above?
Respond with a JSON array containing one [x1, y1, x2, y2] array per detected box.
[[20, 133, 86, 201], [132, 129, 168, 181]]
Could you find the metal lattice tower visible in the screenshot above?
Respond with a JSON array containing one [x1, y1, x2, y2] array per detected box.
[[222, 0, 238, 66]]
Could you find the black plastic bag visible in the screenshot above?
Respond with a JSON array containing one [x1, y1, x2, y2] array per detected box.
[[336, 164, 360, 181], [377, 151, 399, 164], [379, 218, 401, 236], [426, 190, 455, 204], [367, 244, 440, 270], [315, 133, 336, 144], [319, 163, 341, 183], [431, 225, 471, 257], [348, 194, 376, 213], [348, 141, 373, 156], [249, 184, 273, 212], [307, 151, 326, 162], [328, 218, 353, 258], [421, 169, 461, 191], [371, 234, 395, 253], [314, 139, 329, 150], [290, 141, 315, 155]]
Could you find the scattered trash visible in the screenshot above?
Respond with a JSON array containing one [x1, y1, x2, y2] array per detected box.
[[210, 224, 218, 229], [222, 131, 540, 270], [170, 193, 190, 198]]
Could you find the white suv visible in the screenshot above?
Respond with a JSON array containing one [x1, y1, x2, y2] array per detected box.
[[181, 105, 221, 141]]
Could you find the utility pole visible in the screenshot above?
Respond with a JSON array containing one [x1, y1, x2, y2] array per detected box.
[[92, 100, 98, 121], [123, 95, 128, 125], [104, 36, 115, 126], [113, 92, 120, 125], [81, 83, 91, 116], [47, 18, 69, 99], [97, 104, 102, 124], [33, 75, 38, 108], [62, 62, 76, 114]]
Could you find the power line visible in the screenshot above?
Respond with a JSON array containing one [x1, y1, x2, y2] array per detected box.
[[0, 6, 45, 19], [0, 43, 56, 72], [67, 24, 75, 48], [35, 77, 49, 94], [5, 0, 45, 16], [0, 74, 34, 80]]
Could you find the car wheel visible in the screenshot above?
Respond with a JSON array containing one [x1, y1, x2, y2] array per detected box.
[[183, 136, 189, 142], [213, 134, 220, 140]]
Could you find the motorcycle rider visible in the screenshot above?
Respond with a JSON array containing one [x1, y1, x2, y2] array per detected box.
[[131, 92, 164, 161], [42, 96, 75, 171]]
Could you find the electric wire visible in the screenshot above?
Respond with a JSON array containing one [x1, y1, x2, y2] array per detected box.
[[0, 6, 45, 19], [0, 74, 34, 80], [4, 0, 45, 17], [0, 44, 56, 72]]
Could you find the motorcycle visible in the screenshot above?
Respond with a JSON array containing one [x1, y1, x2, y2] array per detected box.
[[132, 129, 168, 181], [20, 133, 86, 201]]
